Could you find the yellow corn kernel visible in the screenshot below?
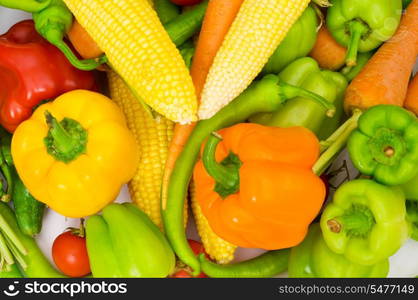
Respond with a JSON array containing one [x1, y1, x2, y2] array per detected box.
[[63, 0, 197, 124], [198, 0, 310, 119], [108, 70, 189, 229], [190, 181, 236, 264]]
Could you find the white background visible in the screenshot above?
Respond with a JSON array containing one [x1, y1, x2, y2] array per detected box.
[[0, 6, 417, 278]]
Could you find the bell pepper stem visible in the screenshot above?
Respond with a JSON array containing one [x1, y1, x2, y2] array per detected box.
[[327, 204, 375, 237], [45, 111, 74, 155], [202, 133, 240, 197], [345, 20, 369, 67], [0, 0, 51, 13], [53, 39, 108, 71], [313, 109, 362, 175], [278, 80, 336, 117]]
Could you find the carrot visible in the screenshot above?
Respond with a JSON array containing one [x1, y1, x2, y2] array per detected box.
[[344, 0, 418, 113], [67, 19, 103, 59], [404, 74, 418, 115], [161, 0, 244, 208], [309, 25, 347, 71]]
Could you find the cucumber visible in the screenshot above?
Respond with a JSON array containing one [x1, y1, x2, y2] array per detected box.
[[12, 169, 45, 237]]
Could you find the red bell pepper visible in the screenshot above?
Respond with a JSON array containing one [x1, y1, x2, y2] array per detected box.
[[0, 20, 96, 132]]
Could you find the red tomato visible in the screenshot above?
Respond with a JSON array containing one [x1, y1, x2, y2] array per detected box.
[[52, 231, 91, 277], [170, 239, 209, 278], [170, 0, 203, 6]]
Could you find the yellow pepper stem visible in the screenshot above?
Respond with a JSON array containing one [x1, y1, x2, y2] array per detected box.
[[44, 111, 87, 163]]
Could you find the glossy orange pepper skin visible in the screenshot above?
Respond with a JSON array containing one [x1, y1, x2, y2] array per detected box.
[[193, 123, 326, 250]]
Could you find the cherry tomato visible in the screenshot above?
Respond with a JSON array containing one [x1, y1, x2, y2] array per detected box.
[[170, 0, 203, 6], [170, 239, 209, 278], [52, 231, 91, 277]]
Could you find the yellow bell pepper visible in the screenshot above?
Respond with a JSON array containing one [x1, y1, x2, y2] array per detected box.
[[11, 90, 139, 218]]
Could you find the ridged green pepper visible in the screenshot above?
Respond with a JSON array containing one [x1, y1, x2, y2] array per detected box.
[[288, 224, 389, 278], [327, 0, 402, 66], [251, 57, 347, 136], [348, 105, 418, 186], [86, 203, 175, 278], [261, 5, 318, 75], [320, 179, 408, 266]]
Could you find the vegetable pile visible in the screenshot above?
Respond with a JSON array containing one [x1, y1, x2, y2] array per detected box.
[[0, 0, 417, 279]]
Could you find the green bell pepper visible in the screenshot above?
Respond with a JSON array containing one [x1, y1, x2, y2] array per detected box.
[[320, 179, 408, 266], [348, 105, 418, 186], [251, 57, 347, 136], [86, 203, 175, 278], [327, 0, 402, 66], [261, 5, 318, 75], [400, 173, 418, 201], [288, 223, 389, 278]]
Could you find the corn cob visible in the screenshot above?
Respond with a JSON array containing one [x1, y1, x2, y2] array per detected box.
[[198, 0, 311, 119], [108, 70, 189, 230], [63, 0, 197, 124], [190, 181, 236, 264]]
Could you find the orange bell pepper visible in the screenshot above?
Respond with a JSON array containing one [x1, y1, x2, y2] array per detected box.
[[193, 123, 326, 250]]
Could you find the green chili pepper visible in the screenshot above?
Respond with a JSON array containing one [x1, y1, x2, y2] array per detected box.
[[348, 105, 418, 186], [86, 203, 175, 278], [199, 249, 290, 278], [327, 0, 402, 66], [179, 41, 195, 69], [0, 202, 66, 277], [0, 0, 107, 70], [320, 179, 408, 266], [288, 223, 389, 278], [164, 0, 208, 47], [261, 5, 318, 75], [162, 74, 336, 276], [252, 57, 348, 136], [0, 127, 13, 202], [154, 0, 181, 24], [341, 51, 373, 82]]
